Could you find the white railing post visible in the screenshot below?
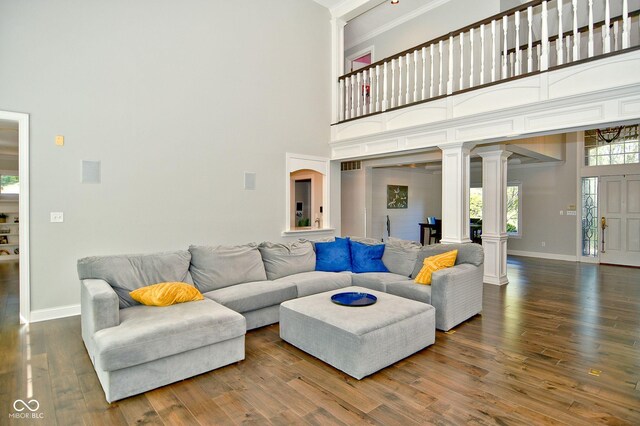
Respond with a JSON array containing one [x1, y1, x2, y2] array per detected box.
[[604, 0, 611, 54], [502, 16, 508, 78], [459, 31, 465, 90], [515, 11, 521, 76], [438, 40, 444, 96], [406, 53, 411, 104], [339, 79, 345, 121], [382, 62, 388, 111], [527, 6, 533, 72], [588, 0, 594, 57], [480, 24, 486, 84], [447, 35, 454, 94], [430, 44, 435, 98], [557, 0, 564, 66], [397, 56, 403, 106], [541, 1, 549, 71], [348, 76, 354, 119], [421, 47, 427, 100], [356, 72, 362, 116], [613, 20, 619, 51], [622, 0, 630, 49], [375, 65, 381, 112], [391, 59, 396, 108], [572, 0, 579, 61], [362, 69, 368, 115], [469, 28, 475, 87], [369, 67, 374, 113], [491, 20, 497, 82], [566, 36, 572, 62]]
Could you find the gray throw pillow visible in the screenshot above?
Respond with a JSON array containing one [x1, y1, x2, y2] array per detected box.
[[410, 243, 484, 278], [258, 240, 316, 280], [77, 250, 193, 309], [189, 244, 267, 292], [382, 237, 421, 276]]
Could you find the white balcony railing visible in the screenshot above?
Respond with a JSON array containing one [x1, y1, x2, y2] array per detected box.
[[338, 0, 640, 123]]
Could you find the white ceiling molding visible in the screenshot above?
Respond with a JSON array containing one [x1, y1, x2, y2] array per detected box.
[[345, 0, 451, 50]]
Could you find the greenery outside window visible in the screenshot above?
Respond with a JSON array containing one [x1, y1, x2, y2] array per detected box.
[[0, 173, 19, 195], [470, 183, 521, 236]]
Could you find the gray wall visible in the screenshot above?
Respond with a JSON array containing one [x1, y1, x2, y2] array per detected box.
[[471, 139, 579, 256], [341, 168, 366, 237], [345, 0, 501, 63], [371, 168, 442, 242], [0, 0, 332, 311]]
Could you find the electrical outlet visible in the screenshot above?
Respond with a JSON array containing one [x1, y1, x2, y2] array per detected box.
[[50, 212, 64, 223], [560, 210, 564, 215]]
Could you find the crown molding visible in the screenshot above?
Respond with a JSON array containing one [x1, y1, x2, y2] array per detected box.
[[345, 0, 451, 50]]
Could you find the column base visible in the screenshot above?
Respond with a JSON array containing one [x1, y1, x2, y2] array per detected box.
[[440, 238, 472, 244], [481, 234, 509, 286]]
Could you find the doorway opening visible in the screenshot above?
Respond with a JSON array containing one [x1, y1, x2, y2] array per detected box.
[[0, 111, 30, 324]]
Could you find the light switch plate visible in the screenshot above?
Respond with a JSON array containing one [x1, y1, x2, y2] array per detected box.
[[50, 212, 64, 223], [55, 135, 64, 146]]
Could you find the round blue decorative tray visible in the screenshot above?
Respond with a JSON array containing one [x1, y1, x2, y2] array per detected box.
[[331, 292, 377, 307]]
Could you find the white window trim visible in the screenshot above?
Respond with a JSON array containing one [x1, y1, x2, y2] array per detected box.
[[283, 153, 332, 236]]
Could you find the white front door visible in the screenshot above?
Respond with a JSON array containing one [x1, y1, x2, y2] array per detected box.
[[600, 175, 640, 266]]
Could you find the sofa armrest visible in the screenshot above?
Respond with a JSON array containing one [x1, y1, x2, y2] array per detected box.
[[81, 279, 119, 354], [430, 263, 483, 331]]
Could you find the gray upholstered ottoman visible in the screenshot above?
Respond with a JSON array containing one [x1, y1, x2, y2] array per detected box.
[[279, 286, 435, 379]]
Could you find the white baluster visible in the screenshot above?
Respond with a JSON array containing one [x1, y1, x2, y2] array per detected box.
[[566, 36, 571, 62], [515, 11, 521, 76], [527, 6, 533, 72], [339, 78, 345, 121], [510, 52, 515, 76], [438, 40, 444, 96], [459, 31, 465, 90], [557, 0, 564, 66], [398, 57, 403, 106], [541, 1, 549, 71], [469, 28, 475, 87], [375, 65, 381, 112], [622, 0, 630, 49], [369, 68, 374, 113], [349, 76, 355, 119], [537, 44, 541, 69], [391, 58, 396, 108], [383, 62, 388, 111], [430, 44, 435, 98], [613, 20, 619, 51], [421, 47, 427, 100], [480, 24, 486, 85], [447, 35, 454, 94], [491, 20, 497, 82], [604, 0, 611, 54], [406, 53, 411, 103], [572, 0, 579, 60], [502, 16, 508, 78], [356, 72, 362, 116], [414, 50, 419, 103], [588, 0, 594, 57], [363, 69, 368, 115]]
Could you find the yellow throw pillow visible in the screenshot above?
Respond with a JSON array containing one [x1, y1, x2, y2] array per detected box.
[[130, 282, 204, 307], [414, 249, 458, 285]]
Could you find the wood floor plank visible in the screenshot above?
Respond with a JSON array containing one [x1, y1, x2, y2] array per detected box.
[[0, 256, 639, 425]]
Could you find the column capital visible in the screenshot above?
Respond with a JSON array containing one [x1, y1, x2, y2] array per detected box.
[[438, 141, 476, 152], [477, 148, 513, 160]]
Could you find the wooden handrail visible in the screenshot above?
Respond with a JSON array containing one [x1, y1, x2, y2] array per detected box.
[[505, 8, 640, 55], [340, 0, 548, 80]]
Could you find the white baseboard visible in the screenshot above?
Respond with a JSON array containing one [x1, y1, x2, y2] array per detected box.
[[29, 304, 80, 323], [507, 250, 578, 262]]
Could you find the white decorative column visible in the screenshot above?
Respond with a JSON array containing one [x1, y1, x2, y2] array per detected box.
[[331, 17, 346, 123], [478, 148, 512, 285], [439, 143, 474, 244]]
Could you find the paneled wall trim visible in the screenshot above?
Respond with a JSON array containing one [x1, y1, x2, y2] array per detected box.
[[330, 49, 640, 160]]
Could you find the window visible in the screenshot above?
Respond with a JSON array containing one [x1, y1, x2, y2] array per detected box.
[[585, 126, 639, 166], [581, 177, 598, 257], [469, 183, 521, 236], [0, 173, 19, 195]]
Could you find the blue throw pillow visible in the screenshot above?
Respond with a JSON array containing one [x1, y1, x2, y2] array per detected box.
[[315, 237, 352, 272], [350, 241, 388, 273]]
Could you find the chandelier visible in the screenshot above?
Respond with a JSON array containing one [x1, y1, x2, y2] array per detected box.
[[596, 125, 639, 144]]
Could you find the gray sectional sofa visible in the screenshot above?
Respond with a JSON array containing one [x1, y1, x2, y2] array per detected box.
[[78, 238, 483, 402]]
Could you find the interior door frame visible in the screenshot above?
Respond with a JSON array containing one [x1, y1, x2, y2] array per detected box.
[[0, 110, 30, 324]]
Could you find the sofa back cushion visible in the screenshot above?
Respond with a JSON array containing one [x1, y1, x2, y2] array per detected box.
[[189, 244, 267, 292], [258, 240, 316, 280], [410, 243, 484, 278], [382, 237, 421, 277], [77, 250, 193, 309]]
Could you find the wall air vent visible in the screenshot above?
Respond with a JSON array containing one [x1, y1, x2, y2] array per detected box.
[[341, 161, 361, 171]]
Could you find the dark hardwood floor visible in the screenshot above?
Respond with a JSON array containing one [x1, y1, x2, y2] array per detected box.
[[1, 257, 639, 425]]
